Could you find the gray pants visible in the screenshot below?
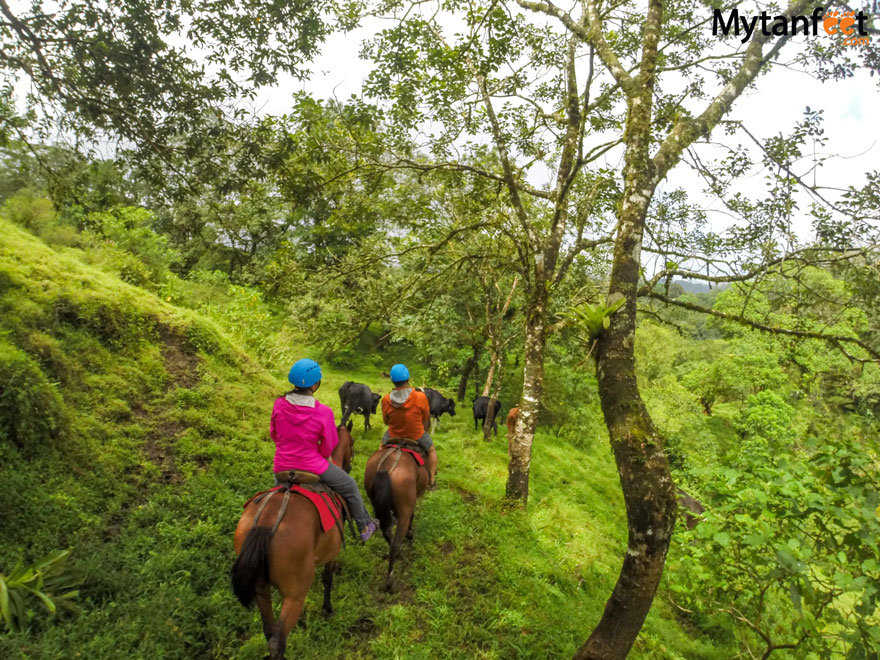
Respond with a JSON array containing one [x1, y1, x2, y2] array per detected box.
[[382, 430, 433, 453], [319, 463, 372, 531], [273, 464, 372, 531]]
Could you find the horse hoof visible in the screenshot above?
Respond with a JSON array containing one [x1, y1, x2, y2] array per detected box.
[[322, 607, 333, 619]]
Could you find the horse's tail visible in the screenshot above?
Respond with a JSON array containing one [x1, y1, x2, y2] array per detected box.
[[231, 526, 273, 608], [370, 470, 394, 530]]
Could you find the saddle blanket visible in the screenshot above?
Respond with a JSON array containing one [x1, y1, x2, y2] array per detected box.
[[243, 485, 343, 533], [386, 444, 426, 466]]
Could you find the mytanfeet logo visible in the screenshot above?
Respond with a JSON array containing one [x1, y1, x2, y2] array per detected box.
[[713, 5, 872, 47]]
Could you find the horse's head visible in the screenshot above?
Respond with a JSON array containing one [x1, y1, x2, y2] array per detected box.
[[334, 420, 355, 473]]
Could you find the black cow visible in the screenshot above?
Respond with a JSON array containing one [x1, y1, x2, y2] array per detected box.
[[339, 381, 381, 431], [417, 387, 456, 431], [473, 396, 502, 436]]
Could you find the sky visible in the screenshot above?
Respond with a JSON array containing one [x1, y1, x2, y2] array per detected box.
[[250, 10, 880, 253]]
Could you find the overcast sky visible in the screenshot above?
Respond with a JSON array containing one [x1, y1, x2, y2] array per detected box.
[[251, 13, 879, 253]]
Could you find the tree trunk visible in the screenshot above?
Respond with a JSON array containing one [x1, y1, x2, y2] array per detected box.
[[575, 67, 676, 655], [457, 346, 480, 402], [576, 318, 675, 659], [481, 350, 499, 397], [505, 286, 547, 504]]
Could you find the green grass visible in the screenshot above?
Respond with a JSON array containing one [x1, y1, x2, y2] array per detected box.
[[0, 217, 733, 659]]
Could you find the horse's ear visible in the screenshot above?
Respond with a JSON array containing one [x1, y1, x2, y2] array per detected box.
[[346, 420, 353, 432]]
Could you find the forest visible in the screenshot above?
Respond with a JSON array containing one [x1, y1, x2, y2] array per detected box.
[[1, 1, 879, 659]]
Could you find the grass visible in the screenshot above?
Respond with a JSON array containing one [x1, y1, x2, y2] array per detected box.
[[0, 216, 734, 659]]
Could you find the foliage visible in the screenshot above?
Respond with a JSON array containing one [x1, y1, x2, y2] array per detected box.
[[677, 337, 788, 415], [1, 193, 57, 236], [0, 549, 81, 632], [0, 1, 334, 156], [0, 215, 730, 659], [669, 431, 880, 659], [79, 206, 180, 288], [734, 391, 798, 445]]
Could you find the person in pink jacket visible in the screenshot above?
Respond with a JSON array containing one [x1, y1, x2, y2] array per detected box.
[[271, 358, 378, 542]]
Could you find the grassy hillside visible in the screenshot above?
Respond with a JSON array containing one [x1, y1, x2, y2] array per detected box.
[[0, 217, 730, 659]]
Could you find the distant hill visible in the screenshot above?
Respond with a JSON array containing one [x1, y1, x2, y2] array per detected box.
[[673, 279, 711, 293]]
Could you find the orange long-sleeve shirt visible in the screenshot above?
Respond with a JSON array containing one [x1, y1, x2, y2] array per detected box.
[[382, 388, 430, 440]]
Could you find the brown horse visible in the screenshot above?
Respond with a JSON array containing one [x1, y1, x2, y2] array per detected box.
[[231, 422, 355, 660], [364, 442, 428, 591]]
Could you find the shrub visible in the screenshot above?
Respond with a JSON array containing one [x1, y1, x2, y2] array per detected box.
[[734, 390, 796, 443], [0, 340, 69, 449], [2, 193, 56, 236], [82, 207, 180, 285]]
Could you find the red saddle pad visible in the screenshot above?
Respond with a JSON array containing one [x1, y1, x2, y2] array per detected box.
[[244, 485, 343, 533]]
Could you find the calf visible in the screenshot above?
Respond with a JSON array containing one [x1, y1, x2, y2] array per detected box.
[[676, 487, 705, 530], [338, 381, 381, 431], [506, 407, 519, 437], [473, 396, 502, 437]]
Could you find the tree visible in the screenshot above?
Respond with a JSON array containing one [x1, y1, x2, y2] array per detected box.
[[669, 428, 880, 659], [1, 0, 332, 153], [357, 0, 879, 657]]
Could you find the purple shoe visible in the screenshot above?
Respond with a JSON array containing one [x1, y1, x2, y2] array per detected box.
[[360, 519, 379, 542]]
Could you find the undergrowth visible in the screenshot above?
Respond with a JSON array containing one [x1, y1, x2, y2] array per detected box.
[[1, 216, 736, 659]]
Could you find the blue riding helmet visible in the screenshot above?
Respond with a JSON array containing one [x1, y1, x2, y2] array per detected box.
[[389, 363, 410, 383], [288, 359, 322, 388]]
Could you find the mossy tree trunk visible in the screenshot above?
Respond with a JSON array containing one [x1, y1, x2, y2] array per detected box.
[[505, 284, 546, 502]]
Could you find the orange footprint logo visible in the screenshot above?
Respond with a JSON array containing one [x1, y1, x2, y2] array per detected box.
[[823, 10, 857, 36]]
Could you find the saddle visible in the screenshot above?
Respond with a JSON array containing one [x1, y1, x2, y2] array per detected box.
[[378, 438, 427, 470], [244, 475, 357, 546]]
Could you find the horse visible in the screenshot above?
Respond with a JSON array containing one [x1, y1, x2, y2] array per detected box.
[[363, 440, 428, 591], [231, 421, 355, 660]]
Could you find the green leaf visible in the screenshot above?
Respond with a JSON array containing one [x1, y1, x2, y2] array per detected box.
[[0, 576, 12, 630], [31, 590, 57, 614], [789, 582, 803, 615], [713, 531, 731, 547], [30, 549, 70, 574]]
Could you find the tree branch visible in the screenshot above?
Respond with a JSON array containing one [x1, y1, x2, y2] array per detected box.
[[645, 290, 880, 361]]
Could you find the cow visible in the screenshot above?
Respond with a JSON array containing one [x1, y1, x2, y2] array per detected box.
[[473, 396, 502, 437], [338, 381, 381, 431], [676, 487, 705, 530], [417, 387, 456, 433], [506, 406, 519, 437]]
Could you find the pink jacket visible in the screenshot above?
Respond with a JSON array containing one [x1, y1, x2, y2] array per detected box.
[[270, 396, 338, 473]]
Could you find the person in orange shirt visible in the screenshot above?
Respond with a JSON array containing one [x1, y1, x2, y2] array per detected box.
[[381, 363, 438, 488]]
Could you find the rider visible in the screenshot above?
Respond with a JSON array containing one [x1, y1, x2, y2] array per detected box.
[[380, 363, 438, 488], [271, 358, 379, 542]]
